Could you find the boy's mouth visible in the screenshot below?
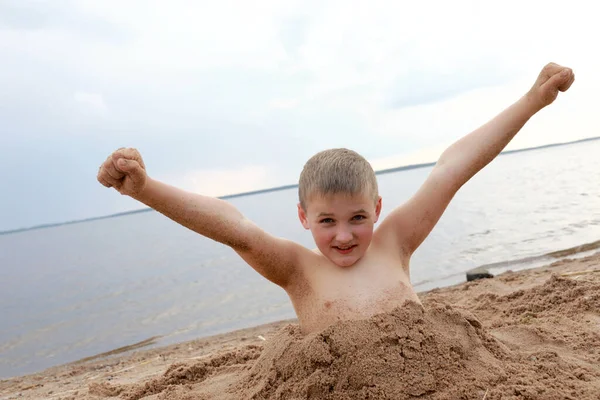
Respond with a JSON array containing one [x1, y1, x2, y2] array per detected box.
[[333, 245, 357, 254]]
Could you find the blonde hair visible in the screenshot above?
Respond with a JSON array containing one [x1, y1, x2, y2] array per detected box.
[[298, 148, 379, 209]]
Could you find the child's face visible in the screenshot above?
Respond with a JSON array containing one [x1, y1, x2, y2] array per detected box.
[[298, 192, 382, 267]]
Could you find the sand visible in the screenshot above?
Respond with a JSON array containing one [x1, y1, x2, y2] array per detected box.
[[1, 253, 599, 400]]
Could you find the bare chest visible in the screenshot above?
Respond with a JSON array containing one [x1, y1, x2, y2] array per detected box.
[[290, 262, 420, 333]]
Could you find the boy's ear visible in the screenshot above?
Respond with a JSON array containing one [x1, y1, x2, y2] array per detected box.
[[374, 196, 383, 223], [297, 203, 310, 229]]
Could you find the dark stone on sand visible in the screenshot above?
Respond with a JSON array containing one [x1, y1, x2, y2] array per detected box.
[[466, 267, 494, 282]]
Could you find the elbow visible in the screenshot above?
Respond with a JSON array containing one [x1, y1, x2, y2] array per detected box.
[[221, 218, 255, 252], [435, 144, 457, 168], [431, 162, 465, 193], [223, 237, 252, 252], [435, 144, 464, 170]]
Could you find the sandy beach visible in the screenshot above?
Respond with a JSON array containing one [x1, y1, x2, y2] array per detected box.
[[1, 252, 599, 399]]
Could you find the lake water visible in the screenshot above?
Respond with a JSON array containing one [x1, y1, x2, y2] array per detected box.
[[1, 139, 599, 378]]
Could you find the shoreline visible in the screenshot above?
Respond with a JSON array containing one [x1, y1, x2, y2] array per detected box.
[[2, 135, 599, 236], [1, 250, 599, 399]]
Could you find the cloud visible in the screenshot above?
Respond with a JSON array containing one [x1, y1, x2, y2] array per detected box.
[[73, 91, 108, 116], [1, 0, 599, 231], [268, 98, 300, 110], [0, 0, 127, 42], [163, 166, 280, 198], [385, 64, 517, 109], [279, 16, 310, 57]]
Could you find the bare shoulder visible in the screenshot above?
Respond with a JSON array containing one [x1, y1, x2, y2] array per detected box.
[[233, 227, 316, 290]]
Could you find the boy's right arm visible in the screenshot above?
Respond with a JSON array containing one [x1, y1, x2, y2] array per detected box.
[[97, 148, 302, 289], [375, 62, 574, 261]]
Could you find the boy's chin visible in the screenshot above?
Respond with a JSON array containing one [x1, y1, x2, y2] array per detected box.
[[328, 251, 361, 267]]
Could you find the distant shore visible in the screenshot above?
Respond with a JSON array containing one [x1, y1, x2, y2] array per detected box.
[[2, 135, 599, 236]]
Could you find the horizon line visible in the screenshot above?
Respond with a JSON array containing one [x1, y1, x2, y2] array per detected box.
[[2, 135, 598, 236]]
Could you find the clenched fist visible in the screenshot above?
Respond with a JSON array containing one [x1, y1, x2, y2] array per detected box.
[[97, 148, 148, 197], [527, 62, 575, 110]]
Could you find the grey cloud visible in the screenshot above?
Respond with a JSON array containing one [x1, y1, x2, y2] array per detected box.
[[0, 53, 333, 231], [0, 138, 107, 231], [386, 65, 517, 109], [0, 0, 128, 43], [0, 74, 380, 232]]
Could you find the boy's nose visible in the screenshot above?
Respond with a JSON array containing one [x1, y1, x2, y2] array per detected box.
[[335, 228, 353, 243]]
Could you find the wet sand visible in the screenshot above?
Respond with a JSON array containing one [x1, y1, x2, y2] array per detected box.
[[1, 253, 599, 399]]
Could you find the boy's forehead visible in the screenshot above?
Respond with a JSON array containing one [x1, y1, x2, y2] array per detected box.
[[306, 192, 375, 212]]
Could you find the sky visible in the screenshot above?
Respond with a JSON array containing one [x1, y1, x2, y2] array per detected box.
[[1, 0, 598, 232]]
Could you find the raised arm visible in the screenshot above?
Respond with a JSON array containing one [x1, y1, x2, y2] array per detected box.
[[377, 62, 575, 258], [97, 148, 303, 288]]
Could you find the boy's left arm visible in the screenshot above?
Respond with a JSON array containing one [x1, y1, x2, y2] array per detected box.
[[377, 62, 575, 259]]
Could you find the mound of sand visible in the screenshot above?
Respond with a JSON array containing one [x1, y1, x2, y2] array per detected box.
[[238, 301, 507, 399]]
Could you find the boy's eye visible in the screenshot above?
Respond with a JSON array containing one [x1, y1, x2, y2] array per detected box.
[[352, 215, 366, 221], [320, 218, 334, 224]]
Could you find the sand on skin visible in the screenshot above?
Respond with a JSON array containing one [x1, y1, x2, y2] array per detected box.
[[1, 253, 599, 400]]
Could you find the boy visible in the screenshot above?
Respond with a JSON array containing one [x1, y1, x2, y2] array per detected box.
[[97, 63, 574, 334]]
